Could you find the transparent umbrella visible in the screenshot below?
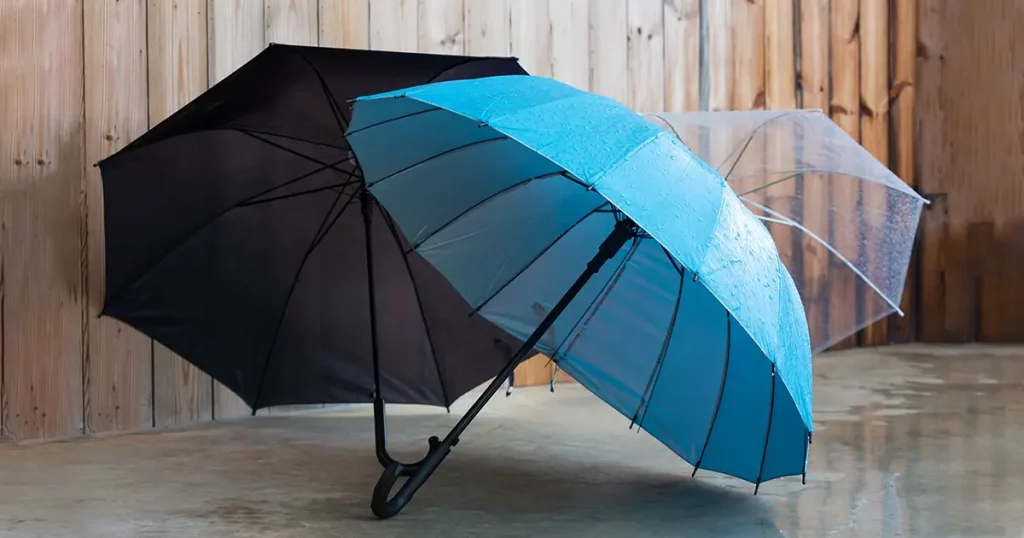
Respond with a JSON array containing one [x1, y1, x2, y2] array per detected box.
[[647, 110, 927, 353]]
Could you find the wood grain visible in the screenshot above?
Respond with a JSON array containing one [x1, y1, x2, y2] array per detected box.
[[916, 0, 1024, 342], [266, 0, 319, 46], [465, 0, 508, 56], [419, 0, 464, 54], [509, 0, 551, 77], [83, 0, 153, 434], [799, 0, 831, 349], [888, 0, 917, 344], [858, 0, 891, 346], [549, 0, 590, 90], [319, 0, 369, 48], [732, 0, 765, 112], [589, 0, 628, 102], [369, 0, 417, 52], [207, 0, 265, 419], [705, 0, 732, 112], [626, 0, 665, 113], [764, 0, 798, 328], [663, 0, 700, 112], [148, 0, 215, 427], [827, 0, 861, 350], [0, 0, 86, 440]]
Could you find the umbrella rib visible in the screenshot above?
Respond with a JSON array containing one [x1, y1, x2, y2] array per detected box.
[[345, 107, 444, 137], [692, 311, 732, 477], [659, 245, 683, 274], [716, 111, 806, 181], [378, 203, 452, 409], [240, 130, 361, 180], [237, 128, 350, 151], [649, 114, 686, 142], [238, 180, 362, 207], [471, 202, 612, 315], [291, 48, 350, 135], [102, 154, 355, 308], [552, 237, 640, 360], [630, 263, 686, 431], [251, 185, 361, 411], [742, 197, 904, 315], [754, 364, 778, 495], [801, 429, 809, 485], [735, 173, 801, 196], [366, 136, 510, 187], [409, 171, 572, 251]]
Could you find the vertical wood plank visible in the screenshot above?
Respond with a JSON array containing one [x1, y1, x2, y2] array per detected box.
[[419, 0, 465, 54], [549, 0, 590, 90], [859, 0, 890, 346], [148, 0, 215, 427], [319, 0, 369, 48], [626, 0, 665, 113], [799, 0, 831, 349], [915, 1, 1024, 342], [828, 0, 861, 350], [83, 0, 153, 434], [705, 0, 732, 111], [209, 0, 266, 86], [915, 0, 946, 342], [509, 0, 551, 77], [764, 0, 797, 321], [369, 0, 418, 52], [266, 0, 319, 46], [728, 0, 766, 213], [208, 0, 265, 419], [888, 0, 917, 343], [465, 0, 508, 56], [732, 0, 765, 111], [764, 0, 795, 111], [662, 0, 700, 111], [0, 0, 85, 440], [589, 0, 628, 102]]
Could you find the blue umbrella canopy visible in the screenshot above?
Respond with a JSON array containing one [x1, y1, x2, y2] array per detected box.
[[346, 75, 814, 516]]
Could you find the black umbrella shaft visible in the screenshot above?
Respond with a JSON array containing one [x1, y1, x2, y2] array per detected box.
[[441, 218, 635, 446], [371, 217, 635, 519], [362, 189, 383, 398]]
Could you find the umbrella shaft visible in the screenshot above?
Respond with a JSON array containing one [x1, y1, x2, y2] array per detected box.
[[442, 218, 635, 446], [370, 217, 635, 519]]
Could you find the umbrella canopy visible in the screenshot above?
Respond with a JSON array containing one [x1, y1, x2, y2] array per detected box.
[[96, 45, 526, 411], [647, 110, 927, 352], [346, 75, 814, 517]]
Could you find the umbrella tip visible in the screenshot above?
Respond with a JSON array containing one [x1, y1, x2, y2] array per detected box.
[[753, 483, 761, 495]]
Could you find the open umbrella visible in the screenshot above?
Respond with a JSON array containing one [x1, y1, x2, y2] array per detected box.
[[346, 75, 814, 518], [646, 110, 927, 352], [95, 45, 527, 468]]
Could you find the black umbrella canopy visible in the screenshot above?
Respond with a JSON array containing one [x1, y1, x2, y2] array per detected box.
[[96, 45, 527, 410]]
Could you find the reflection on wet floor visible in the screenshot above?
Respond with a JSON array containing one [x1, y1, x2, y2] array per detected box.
[[0, 344, 1022, 537], [784, 345, 1024, 537]]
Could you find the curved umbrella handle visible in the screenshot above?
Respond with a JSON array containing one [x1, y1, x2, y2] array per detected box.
[[370, 436, 452, 519]]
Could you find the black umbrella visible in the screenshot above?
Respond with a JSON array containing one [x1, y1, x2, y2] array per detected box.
[[95, 45, 528, 467]]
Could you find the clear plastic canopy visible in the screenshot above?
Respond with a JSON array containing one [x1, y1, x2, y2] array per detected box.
[[647, 110, 927, 353]]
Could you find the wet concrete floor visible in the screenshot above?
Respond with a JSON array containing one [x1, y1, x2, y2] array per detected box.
[[1, 344, 1023, 537]]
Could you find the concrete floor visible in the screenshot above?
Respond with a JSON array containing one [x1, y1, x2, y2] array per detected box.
[[1, 345, 1023, 537]]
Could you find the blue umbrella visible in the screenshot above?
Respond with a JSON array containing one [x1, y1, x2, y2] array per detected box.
[[346, 75, 813, 518]]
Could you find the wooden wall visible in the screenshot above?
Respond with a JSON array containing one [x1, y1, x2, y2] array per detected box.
[[0, 0, 1014, 442], [916, 0, 1024, 343]]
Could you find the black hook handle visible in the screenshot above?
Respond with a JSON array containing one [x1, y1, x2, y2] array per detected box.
[[370, 436, 452, 519]]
